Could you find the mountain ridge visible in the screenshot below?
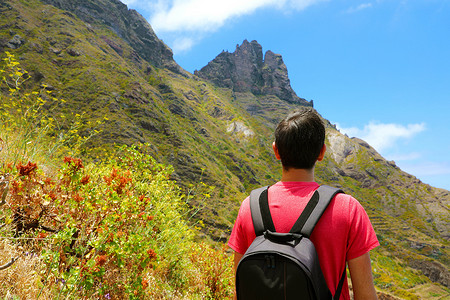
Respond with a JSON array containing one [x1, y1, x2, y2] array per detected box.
[[38, 0, 186, 75]]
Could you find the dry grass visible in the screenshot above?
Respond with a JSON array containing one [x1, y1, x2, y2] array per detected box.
[[409, 284, 450, 300], [0, 240, 54, 299]]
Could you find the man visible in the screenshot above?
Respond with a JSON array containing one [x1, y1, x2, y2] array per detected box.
[[228, 108, 379, 299]]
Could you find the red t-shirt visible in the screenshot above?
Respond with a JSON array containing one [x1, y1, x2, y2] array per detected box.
[[228, 181, 379, 300]]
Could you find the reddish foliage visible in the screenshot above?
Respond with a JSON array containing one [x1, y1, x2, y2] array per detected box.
[[48, 191, 57, 201], [63, 156, 84, 171], [116, 172, 131, 195], [73, 193, 84, 203], [147, 249, 157, 260], [10, 180, 21, 194], [141, 279, 149, 289], [103, 169, 132, 194], [80, 175, 90, 185], [17, 161, 38, 176], [37, 232, 48, 240], [6, 162, 13, 171], [79, 259, 88, 277], [103, 175, 112, 185], [43, 177, 53, 185], [96, 255, 107, 266]]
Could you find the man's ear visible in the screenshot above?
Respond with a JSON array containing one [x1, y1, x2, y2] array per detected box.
[[272, 142, 281, 160], [317, 144, 326, 161]]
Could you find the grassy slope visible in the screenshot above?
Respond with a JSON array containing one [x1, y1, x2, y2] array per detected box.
[[1, 0, 449, 298]]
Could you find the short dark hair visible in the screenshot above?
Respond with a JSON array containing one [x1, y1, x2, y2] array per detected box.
[[274, 108, 325, 170]]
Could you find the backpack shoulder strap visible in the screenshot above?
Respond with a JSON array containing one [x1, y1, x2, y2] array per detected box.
[[290, 185, 344, 237], [334, 268, 347, 300], [249, 186, 275, 236]]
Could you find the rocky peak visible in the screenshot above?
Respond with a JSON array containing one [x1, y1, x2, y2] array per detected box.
[[195, 40, 311, 105], [40, 0, 181, 72], [234, 39, 264, 68]]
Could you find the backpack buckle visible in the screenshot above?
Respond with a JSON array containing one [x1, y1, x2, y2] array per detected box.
[[264, 230, 303, 245]]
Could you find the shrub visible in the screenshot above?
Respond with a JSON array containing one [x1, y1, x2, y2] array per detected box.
[[0, 51, 235, 300], [1, 144, 234, 299]]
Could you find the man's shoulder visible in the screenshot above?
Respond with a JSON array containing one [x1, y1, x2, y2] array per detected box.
[[329, 192, 372, 226], [236, 196, 251, 219], [333, 192, 364, 207], [334, 191, 355, 202]]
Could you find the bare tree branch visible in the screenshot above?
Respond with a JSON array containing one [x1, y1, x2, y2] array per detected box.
[[0, 257, 18, 271]]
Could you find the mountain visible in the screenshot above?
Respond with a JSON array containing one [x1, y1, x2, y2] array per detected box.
[[39, 0, 183, 74], [195, 39, 311, 105], [0, 0, 449, 298]]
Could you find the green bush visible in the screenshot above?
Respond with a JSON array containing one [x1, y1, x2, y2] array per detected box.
[[0, 53, 234, 299]]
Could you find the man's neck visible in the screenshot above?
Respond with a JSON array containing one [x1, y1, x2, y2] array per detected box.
[[280, 167, 315, 182]]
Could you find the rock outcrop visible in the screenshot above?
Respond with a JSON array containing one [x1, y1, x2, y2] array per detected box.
[[195, 40, 311, 105], [40, 0, 181, 72], [410, 259, 449, 288], [7, 34, 25, 49]]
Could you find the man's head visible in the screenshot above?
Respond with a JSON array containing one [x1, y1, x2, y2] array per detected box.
[[274, 108, 325, 170]]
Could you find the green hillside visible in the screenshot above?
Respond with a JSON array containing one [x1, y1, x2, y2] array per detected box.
[[0, 0, 449, 298]]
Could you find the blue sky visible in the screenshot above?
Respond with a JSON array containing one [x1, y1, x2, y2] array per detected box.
[[122, 0, 450, 190]]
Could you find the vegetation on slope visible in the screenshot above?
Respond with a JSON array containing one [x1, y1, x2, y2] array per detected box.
[[0, 53, 233, 299]]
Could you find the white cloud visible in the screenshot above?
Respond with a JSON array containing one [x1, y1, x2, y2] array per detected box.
[[394, 160, 450, 189], [336, 121, 426, 153], [121, 0, 138, 5], [344, 2, 373, 14], [122, 0, 326, 53], [172, 36, 196, 52], [149, 0, 326, 33], [334, 124, 360, 138], [389, 152, 422, 161], [401, 161, 450, 177]]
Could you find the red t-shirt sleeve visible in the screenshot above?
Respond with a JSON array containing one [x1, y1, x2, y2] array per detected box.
[[346, 198, 380, 260], [228, 197, 251, 254]]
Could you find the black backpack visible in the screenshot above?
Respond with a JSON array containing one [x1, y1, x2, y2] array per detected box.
[[236, 185, 346, 300]]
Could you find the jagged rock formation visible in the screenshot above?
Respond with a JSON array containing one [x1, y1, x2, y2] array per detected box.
[[39, 0, 183, 73], [195, 40, 311, 105]]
